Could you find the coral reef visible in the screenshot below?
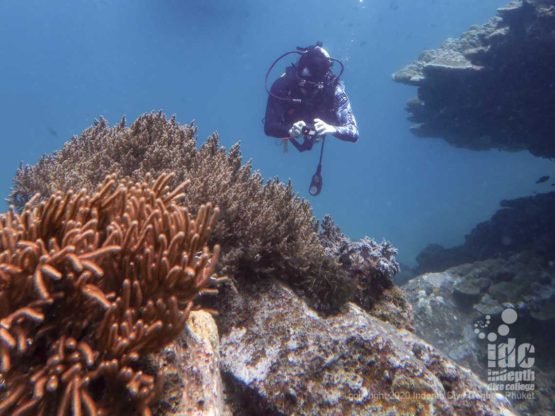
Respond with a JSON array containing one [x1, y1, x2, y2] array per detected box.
[[393, 0, 555, 158], [318, 216, 412, 330], [415, 191, 555, 274], [9, 112, 353, 312], [0, 173, 222, 415]]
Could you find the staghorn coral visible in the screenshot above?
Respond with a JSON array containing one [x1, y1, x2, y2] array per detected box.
[[0, 173, 223, 415], [10, 112, 350, 312]]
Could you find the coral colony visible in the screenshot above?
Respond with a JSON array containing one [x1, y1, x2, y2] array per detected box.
[[9, 113, 353, 312], [0, 173, 224, 415]]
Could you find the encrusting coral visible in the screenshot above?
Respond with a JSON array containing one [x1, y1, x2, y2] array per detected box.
[[0, 173, 223, 415], [10, 112, 351, 312]]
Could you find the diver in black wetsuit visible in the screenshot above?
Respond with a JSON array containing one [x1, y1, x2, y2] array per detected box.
[[264, 42, 359, 195]]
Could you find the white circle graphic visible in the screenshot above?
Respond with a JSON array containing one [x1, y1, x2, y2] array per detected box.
[[498, 324, 510, 336], [501, 309, 517, 325]]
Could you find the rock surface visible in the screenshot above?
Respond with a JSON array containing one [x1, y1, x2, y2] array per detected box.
[[403, 254, 555, 415], [153, 311, 228, 416], [220, 280, 515, 416], [393, 0, 555, 159]]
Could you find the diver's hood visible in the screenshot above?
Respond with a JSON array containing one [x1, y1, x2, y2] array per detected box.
[[264, 41, 344, 103], [297, 45, 332, 82]]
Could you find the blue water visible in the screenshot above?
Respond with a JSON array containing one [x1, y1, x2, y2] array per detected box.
[[1, 0, 553, 266]]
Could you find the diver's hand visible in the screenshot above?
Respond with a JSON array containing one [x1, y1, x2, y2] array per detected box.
[[288, 120, 306, 138], [314, 118, 337, 136]]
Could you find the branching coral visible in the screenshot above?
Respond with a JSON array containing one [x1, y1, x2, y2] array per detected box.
[[9, 112, 350, 312], [318, 215, 412, 330], [319, 215, 400, 288], [0, 173, 222, 415]]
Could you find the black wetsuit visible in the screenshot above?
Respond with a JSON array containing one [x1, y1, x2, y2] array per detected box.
[[264, 69, 359, 143]]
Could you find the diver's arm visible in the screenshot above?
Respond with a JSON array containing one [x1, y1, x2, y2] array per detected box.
[[264, 78, 292, 138], [331, 82, 359, 142]]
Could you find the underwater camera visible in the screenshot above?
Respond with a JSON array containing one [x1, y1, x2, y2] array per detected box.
[[302, 123, 318, 139]]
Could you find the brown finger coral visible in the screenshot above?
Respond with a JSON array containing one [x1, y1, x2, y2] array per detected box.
[[0, 173, 222, 415]]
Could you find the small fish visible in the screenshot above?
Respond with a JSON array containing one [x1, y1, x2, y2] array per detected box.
[[47, 127, 57, 137], [536, 175, 550, 184]]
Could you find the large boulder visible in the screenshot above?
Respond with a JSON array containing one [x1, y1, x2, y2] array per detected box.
[[153, 311, 228, 416], [220, 280, 515, 416]]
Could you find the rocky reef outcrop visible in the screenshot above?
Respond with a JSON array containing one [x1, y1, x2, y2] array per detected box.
[[405, 179, 555, 416], [153, 278, 518, 416], [219, 279, 515, 416], [393, 0, 555, 159], [415, 191, 555, 274], [404, 252, 555, 415]]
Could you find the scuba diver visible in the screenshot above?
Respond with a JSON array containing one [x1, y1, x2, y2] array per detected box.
[[264, 42, 359, 196]]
